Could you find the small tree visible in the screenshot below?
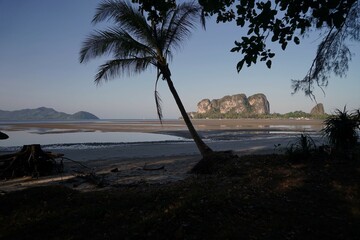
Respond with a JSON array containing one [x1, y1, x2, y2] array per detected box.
[[322, 107, 360, 154]]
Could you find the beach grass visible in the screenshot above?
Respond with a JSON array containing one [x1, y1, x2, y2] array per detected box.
[[1, 149, 359, 240]]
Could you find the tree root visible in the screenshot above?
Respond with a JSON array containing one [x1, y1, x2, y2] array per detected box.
[[0, 144, 64, 179]]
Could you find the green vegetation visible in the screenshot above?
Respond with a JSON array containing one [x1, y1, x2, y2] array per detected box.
[[284, 134, 317, 158], [1, 152, 359, 239], [322, 107, 360, 156], [273, 107, 360, 161], [192, 110, 328, 119]]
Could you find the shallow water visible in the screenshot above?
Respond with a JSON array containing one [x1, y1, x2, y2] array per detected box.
[[0, 130, 186, 149], [0, 119, 324, 152]]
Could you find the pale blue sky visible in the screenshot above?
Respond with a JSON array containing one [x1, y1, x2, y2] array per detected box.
[[0, 0, 359, 119]]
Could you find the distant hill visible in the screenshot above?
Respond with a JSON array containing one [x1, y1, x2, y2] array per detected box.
[[0, 107, 99, 120]]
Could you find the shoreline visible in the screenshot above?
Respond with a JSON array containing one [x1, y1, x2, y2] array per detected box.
[[0, 133, 321, 192], [0, 146, 278, 193], [0, 118, 324, 150], [0, 118, 324, 133], [0, 119, 325, 192]]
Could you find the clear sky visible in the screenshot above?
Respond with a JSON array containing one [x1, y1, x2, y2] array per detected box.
[[0, 0, 359, 119]]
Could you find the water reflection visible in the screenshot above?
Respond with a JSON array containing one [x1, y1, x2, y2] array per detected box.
[[269, 125, 314, 130], [0, 130, 184, 147]]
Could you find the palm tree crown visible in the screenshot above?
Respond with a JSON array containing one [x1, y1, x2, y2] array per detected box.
[[79, 0, 203, 83]]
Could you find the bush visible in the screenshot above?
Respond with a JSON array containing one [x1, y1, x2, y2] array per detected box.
[[285, 133, 318, 161], [322, 107, 360, 155]]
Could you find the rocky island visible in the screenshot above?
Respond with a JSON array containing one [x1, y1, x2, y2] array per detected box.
[[310, 103, 325, 115], [192, 93, 270, 118], [190, 93, 327, 119]]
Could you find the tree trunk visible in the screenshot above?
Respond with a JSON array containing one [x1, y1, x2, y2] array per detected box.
[[162, 66, 213, 157]]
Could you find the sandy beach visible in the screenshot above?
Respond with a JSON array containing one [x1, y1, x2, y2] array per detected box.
[[0, 118, 324, 192]]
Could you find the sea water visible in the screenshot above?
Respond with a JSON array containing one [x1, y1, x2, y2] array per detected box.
[[0, 119, 324, 151], [0, 130, 186, 149]]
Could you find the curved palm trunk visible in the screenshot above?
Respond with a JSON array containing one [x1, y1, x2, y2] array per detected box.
[[161, 66, 213, 157]]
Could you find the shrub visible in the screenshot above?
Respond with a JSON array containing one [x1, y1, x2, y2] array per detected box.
[[322, 107, 360, 154], [285, 133, 318, 161]]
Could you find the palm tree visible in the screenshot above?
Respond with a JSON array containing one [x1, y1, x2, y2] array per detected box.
[[79, 0, 213, 157]]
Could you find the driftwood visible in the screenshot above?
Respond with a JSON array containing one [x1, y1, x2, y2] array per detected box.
[[0, 144, 64, 179], [72, 171, 108, 188], [143, 164, 165, 171]]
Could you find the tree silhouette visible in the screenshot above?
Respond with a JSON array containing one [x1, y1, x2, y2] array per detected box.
[[80, 0, 212, 157], [322, 107, 360, 152], [133, 0, 360, 98], [0, 131, 9, 140]]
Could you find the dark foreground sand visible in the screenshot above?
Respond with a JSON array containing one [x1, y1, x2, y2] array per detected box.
[[0, 119, 324, 192]]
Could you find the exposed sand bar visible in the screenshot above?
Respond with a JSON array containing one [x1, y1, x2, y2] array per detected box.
[[1, 118, 324, 133], [0, 133, 323, 192], [0, 136, 313, 192], [0, 118, 324, 159]]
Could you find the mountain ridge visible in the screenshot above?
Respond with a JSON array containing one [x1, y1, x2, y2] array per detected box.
[[0, 107, 99, 120]]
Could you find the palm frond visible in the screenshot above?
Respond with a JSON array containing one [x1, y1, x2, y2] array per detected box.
[[82, 0, 205, 72], [154, 72, 163, 123], [94, 57, 153, 84], [92, 0, 157, 50], [92, 0, 124, 23], [154, 90, 163, 123], [79, 29, 118, 63], [162, 2, 204, 56], [80, 26, 156, 64]]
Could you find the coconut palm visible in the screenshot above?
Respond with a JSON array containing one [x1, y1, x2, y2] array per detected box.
[[79, 0, 213, 157]]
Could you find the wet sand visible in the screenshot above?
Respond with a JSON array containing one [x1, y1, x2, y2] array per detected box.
[[0, 118, 324, 134], [0, 119, 324, 192], [0, 146, 279, 193]]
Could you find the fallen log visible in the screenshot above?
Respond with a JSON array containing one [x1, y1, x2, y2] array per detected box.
[[0, 144, 64, 179], [142, 164, 165, 171]]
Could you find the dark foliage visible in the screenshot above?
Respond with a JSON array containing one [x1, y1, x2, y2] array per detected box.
[[283, 133, 326, 162], [199, 0, 359, 97], [322, 107, 360, 153], [134, 0, 360, 97], [131, 0, 176, 23]]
